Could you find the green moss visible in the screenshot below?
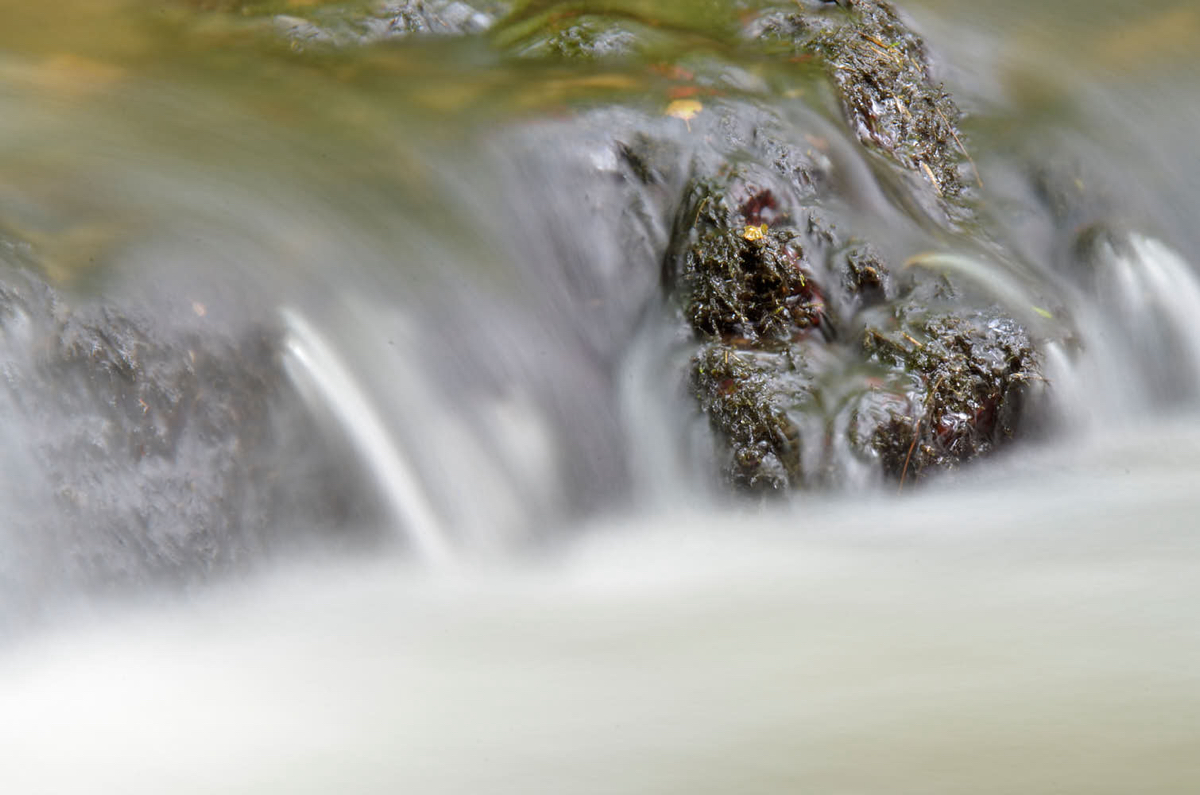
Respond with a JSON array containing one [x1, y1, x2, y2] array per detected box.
[[673, 174, 828, 343], [859, 303, 1040, 482], [749, 0, 972, 215], [692, 341, 808, 491]]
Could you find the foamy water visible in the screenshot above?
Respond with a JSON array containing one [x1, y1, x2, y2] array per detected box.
[[2, 420, 1198, 793]]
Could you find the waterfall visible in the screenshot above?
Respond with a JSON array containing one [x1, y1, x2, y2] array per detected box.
[[280, 307, 456, 566]]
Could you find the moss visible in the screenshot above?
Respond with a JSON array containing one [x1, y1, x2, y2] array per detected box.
[[683, 223, 827, 342], [666, 170, 829, 491], [671, 171, 829, 340], [833, 241, 891, 310], [749, 0, 972, 214], [669, 163, 1042, 492], [692, 341, 808, 492], [859, 303, 1039, 481]]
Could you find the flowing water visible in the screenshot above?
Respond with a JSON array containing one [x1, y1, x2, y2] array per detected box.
[[0, 1, 1199, 791]]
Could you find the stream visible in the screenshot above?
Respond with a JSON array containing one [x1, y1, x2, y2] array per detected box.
[[0, 0, 1198, 791]]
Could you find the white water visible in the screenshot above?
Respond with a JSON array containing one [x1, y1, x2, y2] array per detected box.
[[4, 237, 1200, 792], [1, 422, 1199, 793], [0, 1, 1199, 791], [281, 306, 455, 565]]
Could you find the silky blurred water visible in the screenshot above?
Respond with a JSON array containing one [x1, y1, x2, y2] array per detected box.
[[0, 0, 1198, 791]]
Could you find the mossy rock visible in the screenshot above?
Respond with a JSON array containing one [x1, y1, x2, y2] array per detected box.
[[668, 165, 1040, 493], [859, 300, 1040, 482], [749, 0, 972, 217], [692, 340, 809, 491]]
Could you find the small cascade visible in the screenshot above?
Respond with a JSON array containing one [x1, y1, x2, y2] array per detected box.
[[1045, 229, 1200, 425], [280, 307, 456, 566], [1077, 230, 1200, 405]]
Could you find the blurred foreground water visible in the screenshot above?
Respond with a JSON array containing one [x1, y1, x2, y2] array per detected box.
[[0, 0, 1198, 790]]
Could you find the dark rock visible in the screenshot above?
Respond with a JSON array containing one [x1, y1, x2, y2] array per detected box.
[[645, 1, 1044, 494], [0, 263, 370, 609], [678, 175, 828, 344], [692, 341, 808, 491], [748, 0, 973, 218], [858, 294, 1040, 483], [665, 124, 1039, 492]]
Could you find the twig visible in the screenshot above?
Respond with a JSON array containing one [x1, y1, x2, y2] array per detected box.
[[934, 105, 983, 189], [898, 374, 944, 493], [858, 31, 901, 62], [919, 160, 942, 196], [898, 419, 921, 493]]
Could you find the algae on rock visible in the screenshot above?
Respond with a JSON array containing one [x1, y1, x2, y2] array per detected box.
[[859, 296, 1040, 482], [750, 0, 974, 218]]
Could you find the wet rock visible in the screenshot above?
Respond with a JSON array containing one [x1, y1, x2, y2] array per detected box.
[[273, 0, 500, 48], [752, 125, 834, 205], [364, 0, 498, 39], [677, 176, 828, 344], [0, 263, 370, 610], [664, 169, 819, 491], [274, 15, 339, 47], [666, 141, 1039, 493], [858, 293, 1040, 482], [617, 132, 683, 187], [641, 1, 1041, 494], [692, 341, 808, 491], [517, 17, 640, 60], [749, 0, 973, 217], [833, 242, 892, 312]]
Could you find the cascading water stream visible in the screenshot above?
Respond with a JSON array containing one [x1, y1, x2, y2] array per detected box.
[[280, 307, 455, 566], [0, 0, 1197, 791]]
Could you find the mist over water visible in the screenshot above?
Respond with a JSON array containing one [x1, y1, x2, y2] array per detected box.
[[1, 0, 1199, 791]]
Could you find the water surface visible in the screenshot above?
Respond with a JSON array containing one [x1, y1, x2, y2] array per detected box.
[[1, 0, 1198, 790]]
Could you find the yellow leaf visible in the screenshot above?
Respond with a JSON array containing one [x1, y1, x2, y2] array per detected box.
[[665, 98, 703, 121], [742, 224, 768, 241]]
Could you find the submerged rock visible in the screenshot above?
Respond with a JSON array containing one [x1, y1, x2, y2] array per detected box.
[[514, 16, 641, 60], [272, 0, 501, 48], [0, 262, 371, 613], [369, 0, 498, 38]]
